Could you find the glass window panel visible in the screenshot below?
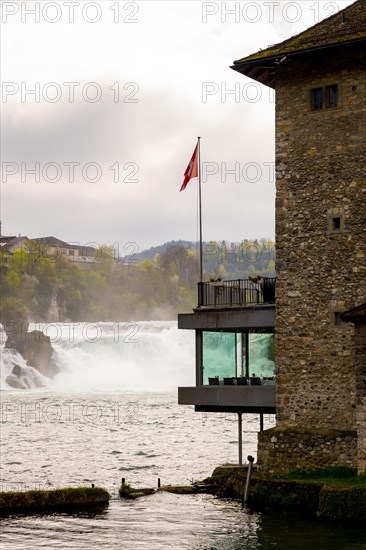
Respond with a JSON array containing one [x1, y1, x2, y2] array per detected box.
[[326, 84, 338, 108], [202, 332, 236, 385], [248, 333, 275, 378], [311, 88, 323, 110]]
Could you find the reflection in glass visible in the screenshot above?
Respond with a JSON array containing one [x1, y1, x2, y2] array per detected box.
[[202, 331, 275, 385]]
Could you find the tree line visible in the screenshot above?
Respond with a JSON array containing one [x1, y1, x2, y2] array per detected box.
[[0, 240, 275, 323]]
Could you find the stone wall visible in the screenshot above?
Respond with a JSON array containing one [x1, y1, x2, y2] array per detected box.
[[354, 323, 366, 402], [355, 323, 366, 474], [274, 44, 366, 440], [357, 398, 366, 474], [258, 427, 358, 474]]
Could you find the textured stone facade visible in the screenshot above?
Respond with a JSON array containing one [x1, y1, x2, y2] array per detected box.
[[354, 323, 366, 403], [358, 398, 366, 474], [233, 2, 366, 473], [258, 427, 358, 474], [275, 45, 366, 429], [355, 323, 366, 474], [258, 44, 366, 471], [257, 43, 366, 472]]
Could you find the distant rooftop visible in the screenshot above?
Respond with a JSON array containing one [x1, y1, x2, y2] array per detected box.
[[232, 0, 366, 88], [33, 236, 70, 247], [0, 236, 28, 244], [34, 236, 97, 257]]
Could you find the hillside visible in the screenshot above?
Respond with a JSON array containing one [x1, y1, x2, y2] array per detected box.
[[0, 239, 275, 323]]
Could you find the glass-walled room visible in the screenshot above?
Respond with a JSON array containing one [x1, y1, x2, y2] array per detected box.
[[202, 331, 275, 385]]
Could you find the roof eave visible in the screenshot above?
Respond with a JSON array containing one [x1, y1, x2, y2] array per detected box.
[[231, 36, 366, 89]]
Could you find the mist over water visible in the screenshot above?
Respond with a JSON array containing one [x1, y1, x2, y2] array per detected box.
[[1, 322, 275, 391], [1, 322, 195, 392]]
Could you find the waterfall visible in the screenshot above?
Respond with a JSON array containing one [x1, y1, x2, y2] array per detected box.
[[1, 322, 195, 392]]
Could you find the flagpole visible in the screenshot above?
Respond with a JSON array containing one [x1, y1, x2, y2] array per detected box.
[[198, 136, 203, 283]]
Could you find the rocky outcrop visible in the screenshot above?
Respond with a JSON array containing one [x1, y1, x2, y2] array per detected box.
[[5, 364, 45, 389], [5, 365, 31, 390], [45, 293, 60, 323], [5, 330, 59, 379]]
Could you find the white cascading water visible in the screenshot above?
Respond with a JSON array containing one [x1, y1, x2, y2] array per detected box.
[[0, 321, 195, 392]]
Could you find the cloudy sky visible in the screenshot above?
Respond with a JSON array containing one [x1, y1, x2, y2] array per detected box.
[[1, 0, 354, 252]]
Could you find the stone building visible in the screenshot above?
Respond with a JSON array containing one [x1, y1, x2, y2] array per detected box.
[[232, 0, 366, 473], [342, 304, 366, 474]]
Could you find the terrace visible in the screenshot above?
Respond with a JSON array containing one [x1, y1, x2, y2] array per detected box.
[[197, 277, 276, 309], [178, 278, 276, 415]]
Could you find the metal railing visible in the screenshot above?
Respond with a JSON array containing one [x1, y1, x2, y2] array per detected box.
[[197, 277, 276, 307]]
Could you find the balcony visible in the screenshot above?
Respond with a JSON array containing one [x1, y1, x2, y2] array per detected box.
[[178, 328, 276, 413], [197, 277, 276, 309], [178, 378, 276, 414], [178, 277, 276, 415]]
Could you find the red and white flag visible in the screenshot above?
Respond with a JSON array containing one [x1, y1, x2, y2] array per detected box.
[[180, 144, 198, 192]]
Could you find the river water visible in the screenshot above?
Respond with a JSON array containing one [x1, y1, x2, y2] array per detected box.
[[1, 322, 365, 549]]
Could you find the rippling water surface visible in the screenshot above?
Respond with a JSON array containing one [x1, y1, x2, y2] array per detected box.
[[1, 323, 365, 549], [2, 493, 366, 550], [1, 391, 365, 550]]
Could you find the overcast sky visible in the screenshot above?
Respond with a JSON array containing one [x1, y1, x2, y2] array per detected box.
[[1, 0, 354, 252]]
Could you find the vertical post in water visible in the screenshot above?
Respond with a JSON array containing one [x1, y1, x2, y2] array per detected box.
[[244, 455, 255, 504], [238, 413, 243, 465], [260, 413, 264, 432], [198, 136, 203, 283]]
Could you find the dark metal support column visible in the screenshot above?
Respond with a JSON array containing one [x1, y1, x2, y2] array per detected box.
[[245, 332, 249, 377], [196, 330, 203, 386], [238, 413, 243, 465]]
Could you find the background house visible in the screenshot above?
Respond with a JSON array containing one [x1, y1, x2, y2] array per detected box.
[[33, 236, 98, 270]]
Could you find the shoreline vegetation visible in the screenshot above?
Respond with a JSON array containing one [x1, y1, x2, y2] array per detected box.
[[118, 466, 366, 522], [2, 467, 365, 521], [203, 465, 366, 522], [0, 487, 110, 514]]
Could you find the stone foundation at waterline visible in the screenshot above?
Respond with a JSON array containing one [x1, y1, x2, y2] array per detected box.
[[257, 428, 358, 474], [357, 399, 366, 475]]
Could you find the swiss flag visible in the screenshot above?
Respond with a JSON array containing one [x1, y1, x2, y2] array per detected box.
[[180, 144, 198, 191]]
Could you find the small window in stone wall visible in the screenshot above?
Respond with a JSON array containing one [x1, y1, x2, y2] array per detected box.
[[327, 209, 344, 234], [311, 87, 323, 110], [311, 84, 338, 111], [326, 85, 338, 109], [332, 217, 341, 231]]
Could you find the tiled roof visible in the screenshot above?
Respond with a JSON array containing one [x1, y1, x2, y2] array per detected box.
[[0, 236, 28, 244], [232, 0, 366, 87], [234, 1, 365, 64], [33, 236, 70, 247]]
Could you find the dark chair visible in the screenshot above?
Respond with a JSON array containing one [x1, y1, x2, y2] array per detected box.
[[235, 377, 248, 385], [223, 377, 234, 385], [208, 377, 219, 385], [250, 377, 261, 386]]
